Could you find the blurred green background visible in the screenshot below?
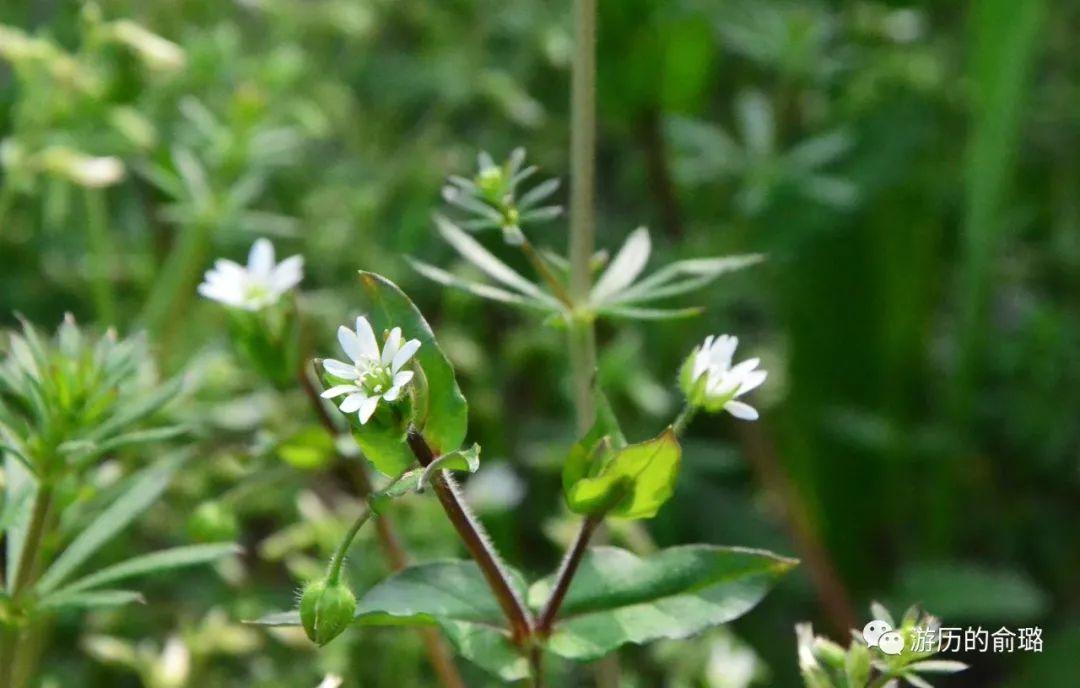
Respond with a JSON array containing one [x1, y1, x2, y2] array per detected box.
[[1, 0, 1077, 686]]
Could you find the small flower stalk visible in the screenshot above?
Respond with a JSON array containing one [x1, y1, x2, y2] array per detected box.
[[320, 317, 420, 425], [680, 334, 767, 420]]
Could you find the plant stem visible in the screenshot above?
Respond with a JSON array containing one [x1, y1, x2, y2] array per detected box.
[[568, 0, 599, 434], [84, 188, 117, 325], [326, 508, 371, 585], [298, 365, 466, 688], [519, 237, 573, 308], [406, 429, 534, 645], [0, 485, 54, 687], [141, 219, 211, 336], [536, 514, 601, 635], [672, 404, 697, 436]]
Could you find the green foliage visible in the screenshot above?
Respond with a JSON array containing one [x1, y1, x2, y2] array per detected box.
[[530, 545, 796, 662], [563, 428, 681, 520], [350, 272, 469, 473], [798, 604, 966, 688]]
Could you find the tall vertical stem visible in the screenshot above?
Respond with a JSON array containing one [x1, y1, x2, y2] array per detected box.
[[84, 189, 117, 326], [0, 485, 54, 687], [568, 0, 599, 433]]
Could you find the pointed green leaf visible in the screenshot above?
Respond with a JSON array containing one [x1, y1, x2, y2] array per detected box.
[[528, 545, 797, 661], [565, 428, 681, 520], [39, 589, 144, 611], [49, 543, 237, 597], [36, 455, 184, 594], [356, 272, 468, 463]]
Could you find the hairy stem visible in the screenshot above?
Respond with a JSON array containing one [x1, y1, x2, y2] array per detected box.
[[299, 366, 467, 688], [671, 404, 697, 436], [326, 507, 373, 584], [406, 429, 534, 644], [537, 514, 602, 635]]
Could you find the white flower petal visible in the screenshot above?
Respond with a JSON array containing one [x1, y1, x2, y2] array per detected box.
[[337, 325, 364, 364], [727, 357, 760, 380], [320, 384, 359, 399], [392, 370, 414, 387], [382, 385, 402, 402], [358, 396, 380, 424], [339, 393, 367, 413], [736, 369, 767, 396], [248, 238, 275, 277], [355, 316, 380, 361], [591, 227, 652, 303], [724, 400, 759, 420], [381, 327, 402, 366], [322, 359, 359, 379], [391, 339, 421, 373], [271, 255, 304, 293]]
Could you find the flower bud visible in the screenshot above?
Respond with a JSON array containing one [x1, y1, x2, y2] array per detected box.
[[299, 578, 356, 646]]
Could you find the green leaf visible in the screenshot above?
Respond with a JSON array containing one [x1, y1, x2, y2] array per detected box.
[[39, 589, 145, 611], [565, 428, 681, 520], [36, 455, 184, 594], [845, 640, 871, 687], [4, 455, 35, 590], [353, 560, 529, 681], [85, 374, 184, 443], [528, 545, 797, 661], [408, 258, 555, 312], [356, 272, 469, 463], [562, 389, 625, 497], [249, 560, 529, 681], [47, 543, 237, 597]]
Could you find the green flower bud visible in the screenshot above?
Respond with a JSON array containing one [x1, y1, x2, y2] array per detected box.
[[475, 165, 506, 202], [299, 578, 356, 646], [187, 501, 239, 543]]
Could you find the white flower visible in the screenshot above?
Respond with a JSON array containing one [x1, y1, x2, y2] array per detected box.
[[198, 238, 304, 310], [320, 317, 420, 424], [686, 334, 767, 420]]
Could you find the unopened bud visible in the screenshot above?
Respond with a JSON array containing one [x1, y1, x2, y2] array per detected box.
[[299, 578, 356, 646]]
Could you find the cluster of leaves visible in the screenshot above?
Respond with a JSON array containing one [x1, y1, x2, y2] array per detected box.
[[798, 604, 966, 688], [0, 318, 233, 663]]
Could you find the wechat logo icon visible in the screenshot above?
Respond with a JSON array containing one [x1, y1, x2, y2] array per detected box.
[[863, 619, 904, 656]]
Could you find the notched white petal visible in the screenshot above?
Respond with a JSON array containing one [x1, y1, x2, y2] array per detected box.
[[322, 359, 359, 379], [358, 396, 380, 424], [339, 393, 367, 413], [354, 316, 380, 361], [392, 339, 421, 373]]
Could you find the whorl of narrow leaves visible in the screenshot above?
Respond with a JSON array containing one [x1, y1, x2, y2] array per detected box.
[[0, 315, 185, 478]]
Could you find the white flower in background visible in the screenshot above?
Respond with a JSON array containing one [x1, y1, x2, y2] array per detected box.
[[39, 146, 126, 188], [321, 317, 420, 424], [198, 238, 303, 310], [685, 334, 767, 420]]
